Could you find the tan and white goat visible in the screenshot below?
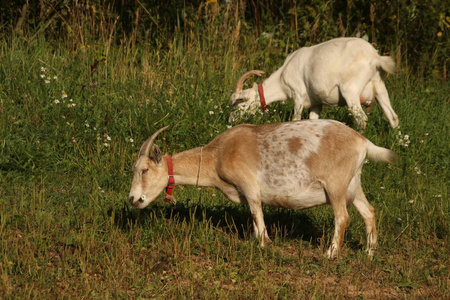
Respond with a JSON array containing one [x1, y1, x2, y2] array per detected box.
[[230, 37, 399, 130], [129, 120, 396, 258]]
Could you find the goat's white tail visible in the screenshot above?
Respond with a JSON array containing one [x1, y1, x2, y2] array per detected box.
[[366, 141, 397, 164], [378, 56, 396, 74]]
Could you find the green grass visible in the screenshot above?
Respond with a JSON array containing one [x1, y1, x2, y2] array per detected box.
[[1, 28, 449, 299]]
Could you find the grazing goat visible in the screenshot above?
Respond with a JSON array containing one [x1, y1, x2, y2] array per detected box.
[[128, 120, 396, 258], [230, 37, 399, 130]]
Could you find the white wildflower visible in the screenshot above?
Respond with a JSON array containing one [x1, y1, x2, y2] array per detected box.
[[414, 166, 422, 175], [261, 32, 274, 39], [396, 131, 411, 147]]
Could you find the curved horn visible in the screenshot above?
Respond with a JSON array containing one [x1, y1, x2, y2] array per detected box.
[[233, 70, 265, 95], [138, 125, 170, 158]]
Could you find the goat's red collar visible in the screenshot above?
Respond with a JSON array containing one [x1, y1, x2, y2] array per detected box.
[[164, 155, 175, 202], [258, 83, 267, 112]]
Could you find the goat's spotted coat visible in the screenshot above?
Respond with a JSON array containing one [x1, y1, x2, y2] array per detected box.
[[129, 120, 396, 258]]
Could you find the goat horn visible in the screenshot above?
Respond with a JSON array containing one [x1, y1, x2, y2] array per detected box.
[[233, 70, 265, 95], [139, 125, 170, 158]]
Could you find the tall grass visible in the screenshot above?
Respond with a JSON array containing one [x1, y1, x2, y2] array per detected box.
[[1, 1, 449, 298]]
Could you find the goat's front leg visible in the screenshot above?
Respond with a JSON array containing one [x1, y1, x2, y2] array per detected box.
[[292, 99, 304, 121], [247, 197, 271, 247], [221, 182, 271, 246], [219, 183, 246, 205], [309, 105, 322, 119]]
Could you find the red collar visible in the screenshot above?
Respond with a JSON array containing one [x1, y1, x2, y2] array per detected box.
[[164, 155, 175, 202], [258, 83, 267, 112]]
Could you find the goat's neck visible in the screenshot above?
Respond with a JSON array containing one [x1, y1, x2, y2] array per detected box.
[[262, 69, 289, 105], [165, 147, 217, 187]]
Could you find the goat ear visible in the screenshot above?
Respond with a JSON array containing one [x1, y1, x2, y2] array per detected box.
[[231, 91, 251, 105], [152, 145, 162, 164], [231, 92, 241, 105]]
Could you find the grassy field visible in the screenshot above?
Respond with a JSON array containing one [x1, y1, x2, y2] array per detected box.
[[1, 16, 449, 299]]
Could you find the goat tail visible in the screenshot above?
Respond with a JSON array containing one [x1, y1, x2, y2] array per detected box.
[[366, 141, 397, 165], [378, 56, 396, 74]]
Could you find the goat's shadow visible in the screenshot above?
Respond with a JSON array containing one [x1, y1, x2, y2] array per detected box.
[[111, 198, 337, 247]]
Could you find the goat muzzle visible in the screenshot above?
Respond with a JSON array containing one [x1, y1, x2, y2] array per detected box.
[[129, 196, 143, 207]]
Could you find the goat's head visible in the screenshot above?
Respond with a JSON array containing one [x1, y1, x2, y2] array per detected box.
[[128, 126, 169, 209], [229, 70, 265, 122]]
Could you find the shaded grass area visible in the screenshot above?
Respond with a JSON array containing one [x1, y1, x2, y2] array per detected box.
[[0, 33, 449, 299]]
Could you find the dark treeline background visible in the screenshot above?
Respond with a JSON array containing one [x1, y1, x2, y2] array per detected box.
[[0, 0, 448, 78]]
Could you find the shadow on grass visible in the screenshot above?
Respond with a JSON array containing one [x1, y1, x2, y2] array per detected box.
[[111, 199, 325, 246]]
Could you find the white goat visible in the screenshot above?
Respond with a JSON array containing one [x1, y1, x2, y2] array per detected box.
[[128, 120, 396, 258], [230, 37, 399, 130]]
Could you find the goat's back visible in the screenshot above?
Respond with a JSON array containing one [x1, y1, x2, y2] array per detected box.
[[211, 120, 366, 185], [289, 37, 381, 72]]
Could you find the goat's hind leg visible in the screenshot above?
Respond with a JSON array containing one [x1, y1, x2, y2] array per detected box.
[[325, 187, 350, 259], [340, 67, 376, 129], [374, 79, 399, 128], [352, 188, 378, 256]]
